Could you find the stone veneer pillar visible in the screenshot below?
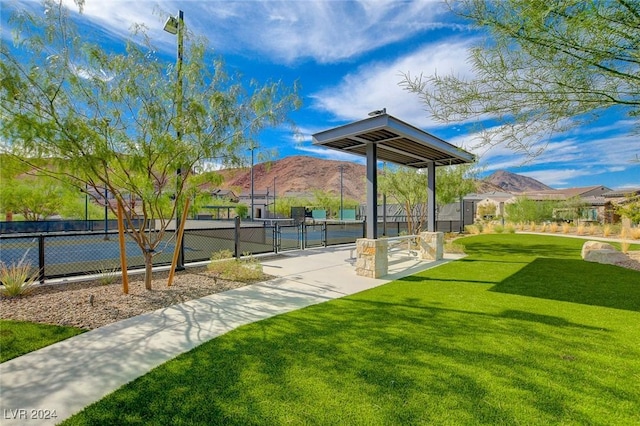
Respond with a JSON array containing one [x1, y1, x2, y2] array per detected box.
[[419, 231, 444, 261], [355, 238, 388, 278]]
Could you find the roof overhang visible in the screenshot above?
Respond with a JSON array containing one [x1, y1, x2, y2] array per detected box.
[[312, 113, 475, 168]]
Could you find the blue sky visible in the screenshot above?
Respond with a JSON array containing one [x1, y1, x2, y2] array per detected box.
[[3, 0, 639, 190]]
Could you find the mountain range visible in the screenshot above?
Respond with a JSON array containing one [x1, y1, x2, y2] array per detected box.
[[217, 155, 554, 199]]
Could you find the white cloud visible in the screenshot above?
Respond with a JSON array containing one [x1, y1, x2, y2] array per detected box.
[[192, 0, 455, 64], [294, 144, 366, 164], [310, 38, 476, 125], [50, 0, 461, 65], [521, 169, 591, 187], [457, 117, 640, 187]]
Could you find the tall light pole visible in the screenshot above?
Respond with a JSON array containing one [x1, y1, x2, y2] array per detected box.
[[104, 184, 109, 239], [164, 10, 185, 269], [249, 145, 256, 221], [84, 183, 88, 229]]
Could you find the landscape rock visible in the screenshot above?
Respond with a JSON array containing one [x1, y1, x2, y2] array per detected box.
[[581, 241, 630, 265]]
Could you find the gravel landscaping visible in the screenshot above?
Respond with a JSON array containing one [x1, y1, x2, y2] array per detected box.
[[1, 242, 637, 332], [0, 267, 267, 330]]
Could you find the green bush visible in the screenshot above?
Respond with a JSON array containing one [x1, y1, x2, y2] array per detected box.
[[0, 262, 38, 297], [208, 251, 265, 282]]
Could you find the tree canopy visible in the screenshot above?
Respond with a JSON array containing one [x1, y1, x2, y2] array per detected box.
[[0, 1, 300, 289], [400, 0, 640, 157], [379, 164, 477, 234]]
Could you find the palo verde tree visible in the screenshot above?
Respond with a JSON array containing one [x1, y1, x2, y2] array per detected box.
[[616, 193, 640, 224], [379, 164, 477, 234], [400, 0, 640, 157], [0, 1, 300, 290], [310, 189, 359, 219]]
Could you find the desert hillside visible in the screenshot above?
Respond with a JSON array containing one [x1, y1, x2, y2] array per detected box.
[[218, 156, 367, 201], [215, 156, 553, 200], [484, 170, 552, 193]]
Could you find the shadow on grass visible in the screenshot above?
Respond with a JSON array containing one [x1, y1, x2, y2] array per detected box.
[[63, 294, 635, 426], [62, 235, 639, 425], [489, 258, 640, 312]]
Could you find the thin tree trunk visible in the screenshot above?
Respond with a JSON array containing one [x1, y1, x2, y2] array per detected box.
[[143, 250, 153, 290]]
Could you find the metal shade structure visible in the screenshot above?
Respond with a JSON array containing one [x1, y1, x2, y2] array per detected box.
[[312, 112, 475, 238]]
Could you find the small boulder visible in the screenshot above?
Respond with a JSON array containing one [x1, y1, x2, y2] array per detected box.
[[581, 241, 628, 265]]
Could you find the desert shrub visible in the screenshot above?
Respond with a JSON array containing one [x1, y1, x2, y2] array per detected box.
[[620, 227, 640, 240], [208, 251, 265, 282], [588, 223, 598, 235], [562, 222, 571, 234], [482, 223, 494, 234], [631, 228, 640, 240], [603, 224, 613, 237], [211, 249, 234, 261], [504, 223, 516, 234], [621, 241, 630, 254], [577, 224, 586, 235], [549, 222, 559, 233], [444, 241, 465, 254], [0, 262, 38, 297], [529, 221, 537, 231], [493, 224, 504, 234], [98, 261, 119, 285], [465, 224, 481, 235]]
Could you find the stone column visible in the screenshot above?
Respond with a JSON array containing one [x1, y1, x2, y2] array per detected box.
[[419, 231, 443, 261], [356, 238, 388, 278]]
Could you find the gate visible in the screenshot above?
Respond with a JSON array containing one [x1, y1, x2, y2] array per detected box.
[[275, 223, 302, 252]]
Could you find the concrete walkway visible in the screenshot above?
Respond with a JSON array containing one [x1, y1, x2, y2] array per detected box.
[[0, 245, 460, 425]]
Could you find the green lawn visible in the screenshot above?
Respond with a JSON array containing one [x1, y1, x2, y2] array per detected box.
[[0, 320, 85, 363], [64, 234, 640, 425]]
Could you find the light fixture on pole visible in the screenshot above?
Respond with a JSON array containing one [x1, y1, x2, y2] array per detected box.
[[368, 108, 386, 117], [164, 10, 185, 270]]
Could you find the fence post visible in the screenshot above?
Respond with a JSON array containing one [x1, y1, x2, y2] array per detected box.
[[38, 234, 45, 284], [274, 223, 279, 254], [323, 222, 328, 247], [234, 216, 241, 258]]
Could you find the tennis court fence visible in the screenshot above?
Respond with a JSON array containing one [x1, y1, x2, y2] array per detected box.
[[0, 219, 461, 283]]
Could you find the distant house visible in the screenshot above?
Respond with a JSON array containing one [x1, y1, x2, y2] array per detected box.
[[521, 185, 611, 201], [463, 186, 620, 223], [519, 186, 612, 223], [464, 191, 514, 220], [602, 188, 640, 225], [238, 189, 271, 219], [210, 189, 239, 203]]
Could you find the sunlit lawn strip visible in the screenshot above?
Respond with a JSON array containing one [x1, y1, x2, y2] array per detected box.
[[0, 319, 85, 363], [64, 234, 640, 425]]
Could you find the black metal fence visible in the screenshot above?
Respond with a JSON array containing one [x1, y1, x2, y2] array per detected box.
[[0, 219, 460, 283], [0, 219, 153, 234]]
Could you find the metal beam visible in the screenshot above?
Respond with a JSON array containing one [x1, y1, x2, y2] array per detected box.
[[427, 162, 435, 232], [366, 143, 378, 239]]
